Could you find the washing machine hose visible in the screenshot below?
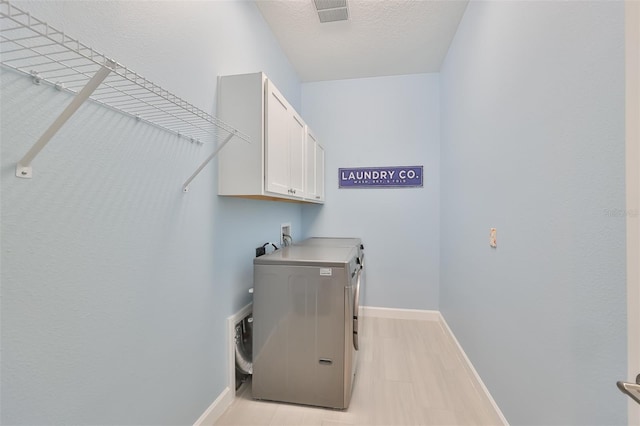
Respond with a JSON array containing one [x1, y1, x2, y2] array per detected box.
[[235, 324, 253, 375]]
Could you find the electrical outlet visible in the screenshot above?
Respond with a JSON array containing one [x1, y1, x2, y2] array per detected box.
[[281, 223, 291, 246]]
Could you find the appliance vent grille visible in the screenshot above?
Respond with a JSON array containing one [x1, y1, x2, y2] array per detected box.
[[313, 0, 349, 23]]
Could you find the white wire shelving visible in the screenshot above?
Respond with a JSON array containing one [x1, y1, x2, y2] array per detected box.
[[0, 0, 249, 190]]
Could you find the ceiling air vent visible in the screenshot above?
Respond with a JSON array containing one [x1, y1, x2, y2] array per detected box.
[[313, 0, 349, 23]]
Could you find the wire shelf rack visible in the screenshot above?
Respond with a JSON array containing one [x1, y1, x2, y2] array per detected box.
[[0, 0, 249, 186]]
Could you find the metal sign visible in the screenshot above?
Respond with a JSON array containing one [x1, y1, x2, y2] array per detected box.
[[339, 166, 423, 188]]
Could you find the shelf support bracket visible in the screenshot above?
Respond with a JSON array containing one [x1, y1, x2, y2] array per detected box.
[[182, 131, 237, 193], [16, 60, 116, 178]]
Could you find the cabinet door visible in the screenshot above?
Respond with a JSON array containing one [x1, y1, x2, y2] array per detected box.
[[304, 128, 318, 199], [289, 112, 305, 197], [265, 81, 292, 196], [303, 129, 325, 203], [315, 143, 325, 202]]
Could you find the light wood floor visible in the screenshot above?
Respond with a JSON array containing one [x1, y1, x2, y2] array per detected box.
[[215, 316, 504, 426]]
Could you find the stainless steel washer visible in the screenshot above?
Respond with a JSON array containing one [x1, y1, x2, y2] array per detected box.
[[252, 245, 359, 409], [295, 237, 365, 351]]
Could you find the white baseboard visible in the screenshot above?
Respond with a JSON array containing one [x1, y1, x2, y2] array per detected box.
[[193, 386, 233, 426], [361, 305, 440, 321], [438, 313, 509, 426]]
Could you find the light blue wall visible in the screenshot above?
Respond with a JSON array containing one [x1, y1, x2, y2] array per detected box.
[[1, 1, 301, 424], [301, 74, 440, 310], [439, 1, 626, 425], [3, 1, 629, 424]]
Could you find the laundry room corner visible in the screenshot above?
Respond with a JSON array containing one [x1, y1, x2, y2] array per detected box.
[[301, 73, 441, 312]]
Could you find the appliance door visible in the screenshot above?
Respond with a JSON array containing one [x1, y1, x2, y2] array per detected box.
[[352, 263, 363, 350]]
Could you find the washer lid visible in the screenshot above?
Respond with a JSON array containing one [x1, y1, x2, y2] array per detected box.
[[296, 237, 364, 259], [253, 245, 357, 267], [298, 237, 362, 246], [297, 237, 362, 250]]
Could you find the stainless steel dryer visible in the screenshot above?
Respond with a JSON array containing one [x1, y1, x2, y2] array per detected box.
[[295, 237, 365, 350], [252, 245, 359, 409]]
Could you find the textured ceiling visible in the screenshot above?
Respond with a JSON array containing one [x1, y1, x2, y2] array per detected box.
[[255, 0, 469, 82]]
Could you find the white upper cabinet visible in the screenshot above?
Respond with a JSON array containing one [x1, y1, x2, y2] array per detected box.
[[217, 72, 324, 203]]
